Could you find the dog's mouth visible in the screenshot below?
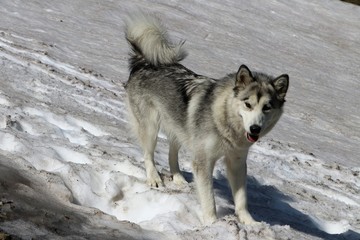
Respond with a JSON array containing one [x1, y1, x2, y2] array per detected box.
[[246, 133, 259, 143]]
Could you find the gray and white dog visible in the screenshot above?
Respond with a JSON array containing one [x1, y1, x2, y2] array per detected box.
[[124, 13, 289, 225]]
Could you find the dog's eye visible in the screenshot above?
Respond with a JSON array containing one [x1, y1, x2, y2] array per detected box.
[[263, 104, 272, 112], [245, 102, 252, 109]]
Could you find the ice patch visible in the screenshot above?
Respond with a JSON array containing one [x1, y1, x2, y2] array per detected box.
[[0, 132, 23, 152], [52, 146, 91, 164], [63, 131, 89, 146], [67, 116, 108, 137], [0, 96, 11, 106], [117, 191, 184, 224], [310, 216, 351, 235]]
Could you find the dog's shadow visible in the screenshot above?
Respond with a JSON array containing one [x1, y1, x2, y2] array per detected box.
[[183, 172, 359, 240]]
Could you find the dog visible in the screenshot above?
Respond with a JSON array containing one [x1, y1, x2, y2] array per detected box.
[[124, 12, 289, 225]]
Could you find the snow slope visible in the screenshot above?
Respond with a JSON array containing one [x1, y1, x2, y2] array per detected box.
[[0, 0, 359, 239]]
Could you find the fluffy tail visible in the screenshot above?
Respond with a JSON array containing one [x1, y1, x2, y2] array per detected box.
[[124, 12, 187, 68]]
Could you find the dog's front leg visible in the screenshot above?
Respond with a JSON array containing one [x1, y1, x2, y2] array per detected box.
[[193, 155, 217, 225], [226, 151, 257, 225]]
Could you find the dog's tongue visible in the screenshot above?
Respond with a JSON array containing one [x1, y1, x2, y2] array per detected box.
[[246, 133, 259, 143]]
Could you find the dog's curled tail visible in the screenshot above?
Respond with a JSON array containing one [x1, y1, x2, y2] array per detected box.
[[124, 12, 187, 67]]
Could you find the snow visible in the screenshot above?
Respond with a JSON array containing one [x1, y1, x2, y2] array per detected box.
[[0, 0, 359, 239]]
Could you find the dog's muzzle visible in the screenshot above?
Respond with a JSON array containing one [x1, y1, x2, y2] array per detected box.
[[246, 125, 261, 143]]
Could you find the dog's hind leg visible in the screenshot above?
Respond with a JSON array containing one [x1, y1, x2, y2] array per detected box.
[[168, 138, 187, 185], [137, 110, 163, 187]]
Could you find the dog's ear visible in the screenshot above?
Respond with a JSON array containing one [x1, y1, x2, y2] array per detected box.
[[273, 74, 289, 99], [235, 65, 254, 88]]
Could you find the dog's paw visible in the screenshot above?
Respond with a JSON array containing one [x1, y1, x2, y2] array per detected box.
[[147, 177, 164, 188], [147, 171, 164, 188], [172, 173, 188, 185], [203, 215, 217, 226], [238, 210, 259, 225]]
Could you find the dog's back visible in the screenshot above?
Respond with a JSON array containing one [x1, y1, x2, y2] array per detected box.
[[124, 13, 211, 140]]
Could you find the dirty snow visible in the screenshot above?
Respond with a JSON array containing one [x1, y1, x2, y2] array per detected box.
[[0, 0, 359, 239]]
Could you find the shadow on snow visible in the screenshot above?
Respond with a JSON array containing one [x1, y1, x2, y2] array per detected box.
[[211, 174, 359, 240]]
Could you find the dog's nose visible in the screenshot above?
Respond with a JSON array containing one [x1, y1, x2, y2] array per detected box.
[[250, 125, 261, 135]]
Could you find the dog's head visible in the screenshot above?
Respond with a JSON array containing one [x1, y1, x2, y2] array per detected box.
[[233, 65, 289, 143]]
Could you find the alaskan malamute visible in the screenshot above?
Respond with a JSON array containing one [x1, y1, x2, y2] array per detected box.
[[124, 12, 289, 225]]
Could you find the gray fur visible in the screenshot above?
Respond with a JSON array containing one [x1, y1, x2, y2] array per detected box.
[[124, 12, 187, 66], [124, 13, 289, 225]]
